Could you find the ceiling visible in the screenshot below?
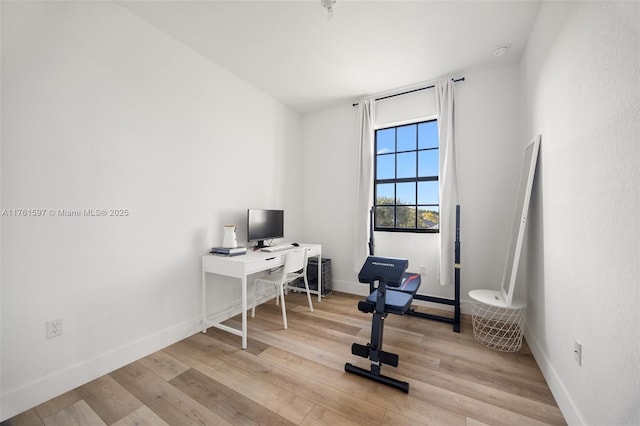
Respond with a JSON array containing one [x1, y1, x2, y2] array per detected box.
[[118, 1, 542, 114]]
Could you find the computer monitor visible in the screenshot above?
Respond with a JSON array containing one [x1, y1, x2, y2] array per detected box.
[[247, 209, 284, 248]]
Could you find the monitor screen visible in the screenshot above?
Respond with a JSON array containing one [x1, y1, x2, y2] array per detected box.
[[247, 209, 284, 247]]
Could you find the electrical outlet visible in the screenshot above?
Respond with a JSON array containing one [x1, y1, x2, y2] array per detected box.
[[46, 318, 63, 338], [419, 265, 427, 275], [574, 340, 582, 366]]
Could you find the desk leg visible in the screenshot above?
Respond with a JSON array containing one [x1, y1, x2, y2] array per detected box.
[[202, 270, 207, 333], [241, 275, 248, 349], [317, 253, 322, 302]]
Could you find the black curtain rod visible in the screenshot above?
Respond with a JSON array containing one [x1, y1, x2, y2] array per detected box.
[[352, 77, 465, 107]]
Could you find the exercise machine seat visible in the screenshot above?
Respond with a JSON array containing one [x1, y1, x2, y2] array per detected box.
[[365, 289, 413, 315]]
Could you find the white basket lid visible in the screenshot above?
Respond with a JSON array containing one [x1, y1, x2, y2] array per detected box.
[[469, 289, 527, 309]]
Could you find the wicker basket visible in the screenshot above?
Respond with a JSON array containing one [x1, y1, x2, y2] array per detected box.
[[471, 301, 526, 352]]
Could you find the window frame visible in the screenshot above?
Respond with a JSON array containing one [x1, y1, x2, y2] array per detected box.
[[373, 117, 439, 233]]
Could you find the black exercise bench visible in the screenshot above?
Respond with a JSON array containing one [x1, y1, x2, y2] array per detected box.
[[344, 256, 419, 393]]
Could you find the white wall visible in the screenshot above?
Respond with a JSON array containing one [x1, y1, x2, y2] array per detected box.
[[0, 1, 303, 420], [520, 2, 640, 425], [301, 63, 523, 306]]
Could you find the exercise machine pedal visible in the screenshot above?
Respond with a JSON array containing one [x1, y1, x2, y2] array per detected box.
[[379, 350, 399, 367], [357, 300, 375, 313], [351, 343, 369, 358]]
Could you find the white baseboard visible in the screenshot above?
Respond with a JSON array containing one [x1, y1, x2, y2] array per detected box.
[[0, 317, 199, 422], [524, 324, 584, 426], [204, 287, 279, 323], [0, 285, 280, 422], [331, 279, 370, 296]]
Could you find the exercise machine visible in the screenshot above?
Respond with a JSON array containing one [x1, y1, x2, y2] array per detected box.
[[344, 256, 416, 393], [368, 205, 462, 332]]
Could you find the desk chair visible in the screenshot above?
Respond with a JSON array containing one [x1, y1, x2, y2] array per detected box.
[[345, 256, 417, 393], [252, 247, 314, 329]]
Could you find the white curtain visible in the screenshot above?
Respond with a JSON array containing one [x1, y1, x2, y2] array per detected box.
[[353, 99, 375, 272], [436, 79, 459, 286]]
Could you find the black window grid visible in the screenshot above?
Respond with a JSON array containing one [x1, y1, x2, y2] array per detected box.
[[374, 120, 439, 233]]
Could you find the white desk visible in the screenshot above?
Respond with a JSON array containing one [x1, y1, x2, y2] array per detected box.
[[202, 243, 322, 349]]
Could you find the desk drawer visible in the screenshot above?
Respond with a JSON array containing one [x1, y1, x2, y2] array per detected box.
[[246, 255, 284, 274]]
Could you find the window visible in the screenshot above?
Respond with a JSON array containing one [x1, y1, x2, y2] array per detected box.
[[374, 119, 439, 232]]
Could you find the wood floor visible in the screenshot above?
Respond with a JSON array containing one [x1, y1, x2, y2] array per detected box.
[[3, 292, 566, 426]]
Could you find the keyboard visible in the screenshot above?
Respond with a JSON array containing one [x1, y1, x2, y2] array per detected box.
[[261, 244, 294, 253]]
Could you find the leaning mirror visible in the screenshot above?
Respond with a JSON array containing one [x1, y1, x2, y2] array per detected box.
[[499, 134, 541, 306]]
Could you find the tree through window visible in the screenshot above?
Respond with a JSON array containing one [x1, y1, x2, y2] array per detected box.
[[374, 120, 439, 232]]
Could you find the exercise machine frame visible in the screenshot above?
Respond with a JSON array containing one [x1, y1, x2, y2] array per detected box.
[[369, 204, 462, 332], [345, 256, 413, 393]]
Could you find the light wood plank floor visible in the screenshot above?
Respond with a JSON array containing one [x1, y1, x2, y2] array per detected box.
[[2, 292, 565, 425]]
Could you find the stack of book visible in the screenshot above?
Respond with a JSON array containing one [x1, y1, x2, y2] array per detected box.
[[210, 246, 247, 256]]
